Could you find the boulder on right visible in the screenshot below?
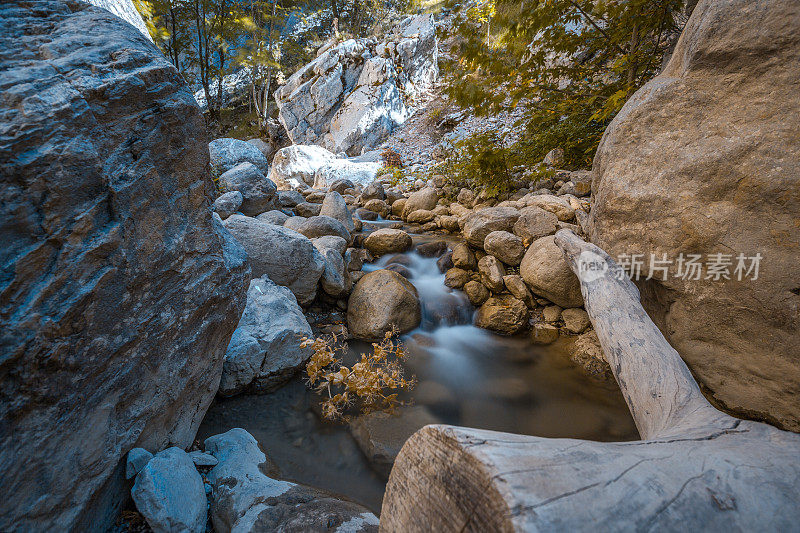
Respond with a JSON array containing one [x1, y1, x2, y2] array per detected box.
[[589, 0, 800, 430]]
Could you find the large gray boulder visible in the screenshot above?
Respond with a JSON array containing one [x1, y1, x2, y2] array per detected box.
[[218, 162, 277, 216], [204, 429, 379, 533], [319, 191, 355, 231], [131, 447, 207, 533], [589, 0, 800, 430], [276, 15, 438, 156], [284, 214, 352, 243], [209, 137, 270, 178], [347, 270, 421, 340], [220, 276, 314, 396], [0, 3, 250, 530], [520, 236, 583, 308], [222, 215, 325, 305]]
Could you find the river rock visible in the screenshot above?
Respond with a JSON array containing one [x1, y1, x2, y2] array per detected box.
[[402, 187, 438, 218], [391, 198, 408, 217], [0, 4, 250, 529], [348, 270, 421, 340], [475, 296, 529, 335], [204, 429, 379, 533], [319, 191, 355, 231], [329, 178, 355, 194], [416, 241, 448, 258], [407, 209, 436, 224], [363, 199, 390, 218], [562, 308, 591, 334], [445, 268, 471, 289], [314, 235, 349, 256], [278, 189, 306, 208], [218, 162, 278, 216], [520, 235, 583, 308], [295, 201, 323, 217], [513, 206, 559, 243], [503, 275, 535, 307], [462, 207, 521, 248], [451, 243, 477, 270], [362, 181, 386, 201], [349, 406, 440, 479], [589, 0, 800, 429], [524, 194, 574, 222], [314, 239, 351, 298], [219, 276, 314, 396], [257, 210, 290, 226], [285, 215, 351, 243], [568, 330, 612, 381], [210, 137, 270, 178], [213, 190, 244, 219], [223, 215, 325, 305], [531, 323, 560, 345], [131, 447, 207, 533], [542, 305, 563, 323], [457, 188, 476, 208], [363, 228, 413, 256], [463, 280, 490, 307], [478, 255, 506, 292], [484, 231, 525, 266]]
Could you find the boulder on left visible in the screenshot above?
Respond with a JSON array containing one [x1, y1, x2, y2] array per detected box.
[[0, 2, 250, 530]]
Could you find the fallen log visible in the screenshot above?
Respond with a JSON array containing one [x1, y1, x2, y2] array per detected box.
[[380, 230, 800, 532]]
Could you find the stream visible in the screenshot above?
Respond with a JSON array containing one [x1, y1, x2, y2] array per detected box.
[[198, 221, 639, 515]]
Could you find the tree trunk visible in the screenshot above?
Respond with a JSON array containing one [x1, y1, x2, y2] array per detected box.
[[380, 230, 800, 532]]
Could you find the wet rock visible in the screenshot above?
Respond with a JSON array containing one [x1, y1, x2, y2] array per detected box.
[[452, 243, 477, 270], [438, 215, 460, 232], [295, 201, 323, 217], [363, 228, 413, 256], [478, 255, 506, 292], [462, 207, 521, 249], [220, 276, 314, 396], [513, 206, 559, 243], [385, 264, 413, 279], [126, 448, 153, 480], [416, 240, 448, 258], [131, 448, 206, 533], [562, 308, 591, 334], [347, 270, 421, 340], [256, 210, 290, 226], [189, 451, 219, 468], [484, 231, 525, 266], [464, 280, 490, 306], [445, 268, 471, 289], [219, 162, 278, 216], [349, 406, 440, 478], [402, 187, 438, 218], [204, 429, 378, 533], [520, 235, 583, 308], [0, 4, 250, 528], [475, 295, 529, 335], [569, 330, 612, 381], [223, 215, 325, 305], [213, 190, 244, 219], [437, 250, 454, 273], [531, 323, 560, 345], [345, 248, 369, 272], [357, 207, 379, 220], [210, 137, 270, 178], [391, 198, 408, 217]]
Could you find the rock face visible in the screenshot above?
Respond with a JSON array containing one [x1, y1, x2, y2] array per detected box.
[[348, 270, 421, 340], [276, 15, 438, 156], [520, 236, 583, 308], [589, 0, 800, 430], [222, 215, 325, 305], [220, 277, 314, 396], [0, 3, 250, 530], [131, 448, 207, 533], [204, 429, 379, 533]]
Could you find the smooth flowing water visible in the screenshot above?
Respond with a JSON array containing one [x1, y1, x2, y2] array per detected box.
[[199, 224, 638, 515]]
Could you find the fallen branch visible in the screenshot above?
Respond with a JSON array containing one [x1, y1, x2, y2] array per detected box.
[[380, 230, 800, 532]]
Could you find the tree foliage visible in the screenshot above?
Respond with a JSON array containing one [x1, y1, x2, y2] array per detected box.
[[445, 0, 692, 168]]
